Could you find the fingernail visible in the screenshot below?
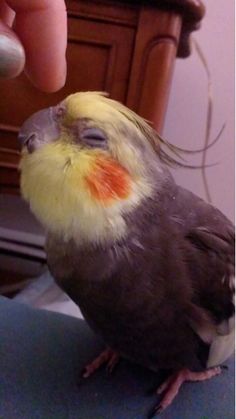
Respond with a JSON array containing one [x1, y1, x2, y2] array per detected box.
[[0, 33, 25, 78]]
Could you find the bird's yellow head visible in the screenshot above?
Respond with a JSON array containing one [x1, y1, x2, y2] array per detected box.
[[19, 92, 158, 244]]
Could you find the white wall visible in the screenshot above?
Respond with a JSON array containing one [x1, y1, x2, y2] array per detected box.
[[163, 0, 234, 222]]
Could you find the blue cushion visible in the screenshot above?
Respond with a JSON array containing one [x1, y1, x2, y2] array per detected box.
[[0, 297, 234, 419]]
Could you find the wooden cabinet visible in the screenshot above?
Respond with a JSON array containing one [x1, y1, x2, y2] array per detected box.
[[0, 0, 205, 194]]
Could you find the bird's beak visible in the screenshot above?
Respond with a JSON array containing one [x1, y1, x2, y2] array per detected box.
[[18, 107, 60, 153]]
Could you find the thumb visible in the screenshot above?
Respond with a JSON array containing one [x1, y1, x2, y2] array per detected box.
[[0, 20, 25, 78]]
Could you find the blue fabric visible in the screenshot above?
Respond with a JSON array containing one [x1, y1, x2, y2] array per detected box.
[[0, 297, 234, 419]]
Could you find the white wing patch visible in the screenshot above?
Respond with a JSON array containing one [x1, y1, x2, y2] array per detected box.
[[207, 322, 235, 367], [207, 276, 235, 367]]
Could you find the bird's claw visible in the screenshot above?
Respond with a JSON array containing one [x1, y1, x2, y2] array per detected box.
[[147, 404, 163, 418], [146, 366, 224, 417], [81, 348, 120, 379]]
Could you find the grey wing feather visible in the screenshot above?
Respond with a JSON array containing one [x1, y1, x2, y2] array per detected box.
[[186, 219, 235, 367], [169, 185, 235, 366]]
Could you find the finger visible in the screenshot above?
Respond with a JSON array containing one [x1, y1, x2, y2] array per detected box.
[[6, 0, 67, 92], [0, 20, 25, 78]]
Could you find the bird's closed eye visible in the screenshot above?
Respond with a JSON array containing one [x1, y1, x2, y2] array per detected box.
[[81, 128, 107, 148]]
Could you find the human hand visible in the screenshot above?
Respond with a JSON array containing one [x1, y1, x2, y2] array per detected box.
[[0, 0, 67, 92]]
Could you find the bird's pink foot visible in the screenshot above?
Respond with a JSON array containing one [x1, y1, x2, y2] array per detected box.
[[150, 366, 222, 417], [82, 348, 120, 378]]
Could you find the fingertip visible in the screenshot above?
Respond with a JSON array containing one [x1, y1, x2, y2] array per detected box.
[[26, 56, 67, 93]]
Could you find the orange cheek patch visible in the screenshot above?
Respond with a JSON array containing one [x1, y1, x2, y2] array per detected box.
[[85, 156, 131, 202]]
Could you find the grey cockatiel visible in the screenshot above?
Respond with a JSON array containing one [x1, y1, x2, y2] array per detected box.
[[19, 92, 235, 416]]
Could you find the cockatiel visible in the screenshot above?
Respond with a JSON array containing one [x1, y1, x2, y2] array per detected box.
[[19, 92, 235, 416]]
